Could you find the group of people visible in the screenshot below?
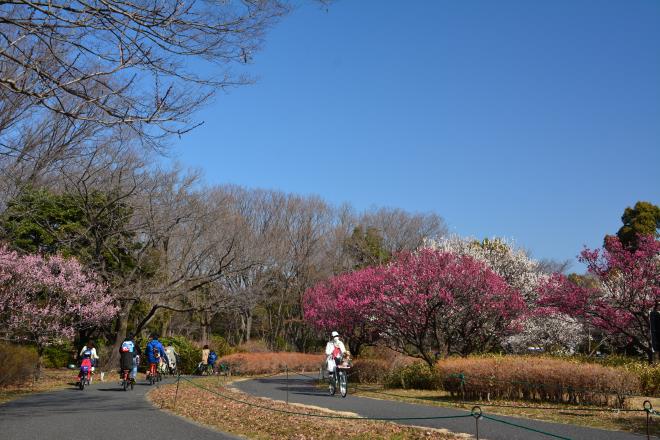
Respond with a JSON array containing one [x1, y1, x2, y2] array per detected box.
[[77, 330, 348, 386], [77, 333, 176, 385]]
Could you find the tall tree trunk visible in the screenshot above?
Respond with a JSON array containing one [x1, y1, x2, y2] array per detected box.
[[106, 300, 134, 369], [245, 311, 252, 343], [200, 311, 210, 345]]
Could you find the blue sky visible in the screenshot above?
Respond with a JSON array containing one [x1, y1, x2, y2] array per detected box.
[[169, 0, 660, 269]]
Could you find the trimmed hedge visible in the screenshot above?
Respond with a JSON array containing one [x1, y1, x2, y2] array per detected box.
[[218, 352, 323, 375], [436, 355, 640, 407]]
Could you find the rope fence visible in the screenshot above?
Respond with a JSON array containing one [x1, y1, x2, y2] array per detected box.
[[167, 370, 660, 440], [170, 363, 657, 439]]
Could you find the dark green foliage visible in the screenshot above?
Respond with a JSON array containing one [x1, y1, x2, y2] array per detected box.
[[0, 187, 140, 277], [159, 335, 201, 374], [343, 225, 391, 269], [614, 201, 660, 249], [42, 343, 73, 368]]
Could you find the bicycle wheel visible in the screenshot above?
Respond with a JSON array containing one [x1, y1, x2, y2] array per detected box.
[[328, 373, 336, 396], [130, 379, 134, 390], [122, 379, 128, 391], [339, 370, 347, 398], [79, 379, 85, 390]]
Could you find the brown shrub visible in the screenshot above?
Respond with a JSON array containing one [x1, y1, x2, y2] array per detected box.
[[352, 359, 390, 384], [436, 355, 641, 407], [0, 343, 39, 387], [218, 352, 323, 375], [235, 340, 270, 353]]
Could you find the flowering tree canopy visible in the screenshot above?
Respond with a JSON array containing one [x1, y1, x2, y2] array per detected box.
[[0, 245, 118, 349], [303, 266, 385, 355], [304, 248, 526, 365], [424, 236, 583, 353], [539, 235, 660, 360]]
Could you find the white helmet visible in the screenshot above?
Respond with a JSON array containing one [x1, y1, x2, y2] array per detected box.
[[331, 331, 339, 338]]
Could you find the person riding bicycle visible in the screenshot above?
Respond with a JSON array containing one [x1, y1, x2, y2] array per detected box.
[[78, 349, 93, 384], [79, 341, 99, 375], [145, 333, 169, 380], [325, 331, 346, 377], [119, 333, 139, 381]]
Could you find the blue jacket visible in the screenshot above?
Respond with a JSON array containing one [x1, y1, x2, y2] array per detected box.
[[146, 340, 168, 364]]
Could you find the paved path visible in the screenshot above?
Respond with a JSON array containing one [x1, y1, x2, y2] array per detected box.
[[234, 374, 650, 440], [0, 377, 238, 440]]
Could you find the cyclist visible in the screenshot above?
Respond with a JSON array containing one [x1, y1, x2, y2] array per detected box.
[[119, 333, 139, 381], [77, 349, 93, 385], [325, 331, 346, 378], [145, 333, 169, 381], [79, 341, 99, 382]]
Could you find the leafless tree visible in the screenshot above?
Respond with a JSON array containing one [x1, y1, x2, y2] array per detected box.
[[360, 207, 447, 253], [0, 1, 289, 141]]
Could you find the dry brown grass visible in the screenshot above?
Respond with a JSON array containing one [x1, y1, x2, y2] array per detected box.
[[436, 355, 640, 407], [219, 352, 325, 375], [0, 369, 75, 404], [149, 377, 467, 439], [353, 387, 660, 437]]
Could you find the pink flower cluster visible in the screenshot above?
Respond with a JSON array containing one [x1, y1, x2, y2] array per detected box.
[[0, 245, 119, 346], [539, 235, 659, 356], [303, 248, 526, 360]]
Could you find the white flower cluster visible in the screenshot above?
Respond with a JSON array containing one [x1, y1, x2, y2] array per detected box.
[[422, 236, 585, 353]]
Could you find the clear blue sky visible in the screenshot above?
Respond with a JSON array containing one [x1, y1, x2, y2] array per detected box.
[[169, 0, 660, 269]]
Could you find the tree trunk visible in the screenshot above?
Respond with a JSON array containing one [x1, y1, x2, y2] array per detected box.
[[245, 311, 252, 343], [106, 300, 134, 369]]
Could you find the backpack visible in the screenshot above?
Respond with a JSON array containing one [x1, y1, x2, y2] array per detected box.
[[208, 351, 218, 364], [120, 340, 134, 353]]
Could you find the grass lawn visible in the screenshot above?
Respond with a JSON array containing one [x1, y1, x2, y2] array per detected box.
[[149, 377, 469, 440], [351, 386, 660, 437]]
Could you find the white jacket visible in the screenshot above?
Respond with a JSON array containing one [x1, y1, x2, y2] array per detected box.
[[325, 338, 346, 372]]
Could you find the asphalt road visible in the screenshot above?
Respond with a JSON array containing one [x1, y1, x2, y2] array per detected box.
[[0, 376, 238, 440], [234, 374, 650, 440]]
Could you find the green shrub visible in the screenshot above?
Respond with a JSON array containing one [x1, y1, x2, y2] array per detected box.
[[159, 335, 201, 374], [42, 343, 73, 368], [0, 343, 38, 386], [385, 362, 439, 390], [209, 335, 233, 358]]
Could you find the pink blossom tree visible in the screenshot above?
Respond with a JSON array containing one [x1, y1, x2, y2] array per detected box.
[[304, 248, 526, 366], [0, 245, 118, 366], [303, 266, 385, 355], [376, 249, 525, 365], [539, 235, 660, 361]]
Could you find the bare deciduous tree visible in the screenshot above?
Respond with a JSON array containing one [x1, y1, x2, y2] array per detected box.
[[0, 1, 288, 141]]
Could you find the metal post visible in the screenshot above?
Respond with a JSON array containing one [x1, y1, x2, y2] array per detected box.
[[286, 364, 289, 405], [174, 374, 181, 410], [471, 406, 482, 440], [644, 400, 652, 440]]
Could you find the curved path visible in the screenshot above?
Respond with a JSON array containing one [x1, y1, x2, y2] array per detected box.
[[0, 377, 238, 440], [234, 374, 648, 440]]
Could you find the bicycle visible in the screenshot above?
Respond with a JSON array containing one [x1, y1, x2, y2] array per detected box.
[[328, 358, 349, 398], [78, 366, 91, 390], [147, 362, 160, 385], [120, 369, 134, 391]]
